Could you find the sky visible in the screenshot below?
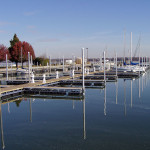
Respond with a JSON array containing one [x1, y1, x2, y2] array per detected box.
[[0, 0, 150, 58]]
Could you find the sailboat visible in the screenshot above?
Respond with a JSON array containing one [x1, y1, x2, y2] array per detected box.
[[113, 32, 146, 73]]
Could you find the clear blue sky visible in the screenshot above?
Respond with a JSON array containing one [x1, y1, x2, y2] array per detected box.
[[0, 0, 150, 58]]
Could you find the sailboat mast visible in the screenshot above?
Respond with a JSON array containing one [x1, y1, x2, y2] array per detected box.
[[124, 30, 126, 63], [130, 32, 132, 62]]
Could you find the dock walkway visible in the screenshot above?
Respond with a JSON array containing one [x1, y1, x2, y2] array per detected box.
[[0, 74, 81, 98]]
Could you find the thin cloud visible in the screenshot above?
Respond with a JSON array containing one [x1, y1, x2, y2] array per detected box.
[[28, 30, 38, 34], [95, 31, 116, 36], [24, 11, 37, 16], [80, 31, 122, 41], [27, 25, 36, 29], [0, 30, 5, 33], [0, 21, 16, 26], [37, 38, 61, 43], [60, 33, 72, 37], [27, 25, 38, 34]]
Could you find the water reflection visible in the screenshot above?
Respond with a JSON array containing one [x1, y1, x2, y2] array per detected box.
[[142, 73, 144, 92], [104, 86, 106, 116], [0, 101, 5, 149], [30, 99, 32, 123], [27, 98, 86, 140], [104, 76, 147, 116], [124, 80, 126, 116], [8, 103, 10, 114], [139, 77, 141, 98], [131, 80, 132, 108], [0, 97, 87, 149], [73, 100, 75, 110], [1, 72, 150, 149], [83, 98, 86, 140], [15, 100, 22, 107], [116, 81, 118, 104], [144, 73, 147, 88], [0, 98, 25, 149]]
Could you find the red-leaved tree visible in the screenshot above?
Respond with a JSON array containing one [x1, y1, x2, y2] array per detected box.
[[0, 44, 10, 62], [10, 41, 35, 68]]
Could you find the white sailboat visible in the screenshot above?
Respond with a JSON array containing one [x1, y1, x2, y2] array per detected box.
[[113, 32, 146, 73]]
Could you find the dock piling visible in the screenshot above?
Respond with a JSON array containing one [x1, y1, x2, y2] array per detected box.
[[56, 71, 59, 79], [43, 74, 46, 83], [84, 68, 86, 74], [6, 54, 8, 81], [82, 48, 85, 96], [31, 72, 35, 83], [93, 67, 95, 72], [28, 52, 30, 83], [72, 70, 74, 79], [63, 55, 64, 72], [116, 52, 117, 77], [103, 51, 106, 84], [31, 55, 32, 73], [87, 69, 89, 75], [49, 56, 51, 74]]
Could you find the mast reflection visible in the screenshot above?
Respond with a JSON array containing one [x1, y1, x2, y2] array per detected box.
[[104, 87, 106, 116], [131, 80, 132, 108], [73, 100, 75, 110], [139, 77, 141, 98], [124, 80, 126, 116], [83, 98, 86, 140], [8, 103, 10, 114], [0, 101, 5, 149], [142, 74, 144, 92], [30, 99, 32, 123], [145, 73, 147, 87], [116, 81, 118, 104]]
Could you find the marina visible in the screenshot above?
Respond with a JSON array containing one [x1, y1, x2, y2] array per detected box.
[[0, 56, 149, 100], [1, 1, 150, 149], [1, 64, 148, 101], [0, 70, 150, 150], [1, 41, 150, 150]]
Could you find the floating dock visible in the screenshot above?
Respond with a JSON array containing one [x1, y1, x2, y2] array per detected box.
[[0, 68, 147, 100], [24, 86, 83, 99], [79, 75, 117, 82], [94, 71, 139, 78], [58, 80, 105, 88], [0, 75, 82, 100]]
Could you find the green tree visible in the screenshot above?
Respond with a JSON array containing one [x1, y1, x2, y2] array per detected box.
[[34, 57, 49, 66], [9, 34, 20, 68], [14, 100, 22, 107], [10, 34, 19, 47], [34, 57, 44, 66]]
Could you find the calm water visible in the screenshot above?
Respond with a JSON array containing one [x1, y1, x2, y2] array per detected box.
[[1, 72, 150, 150]]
